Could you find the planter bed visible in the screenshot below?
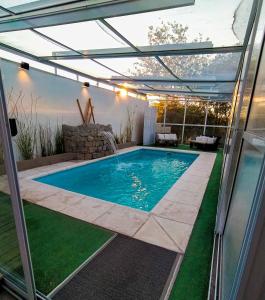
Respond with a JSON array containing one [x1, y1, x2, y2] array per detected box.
[[17, 153, 77, 171], [117, 142, 137, 149]]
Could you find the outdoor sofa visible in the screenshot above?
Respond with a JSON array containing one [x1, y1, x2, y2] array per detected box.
[[156, 133, 178, 146], [190, 135, 220, 151]]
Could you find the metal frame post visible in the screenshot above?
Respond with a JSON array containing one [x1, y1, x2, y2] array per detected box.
[[163, 102, 167, 132], [181, 100, 187, 144], [203, 101, 209, 136], [0, 67, 36, 299]]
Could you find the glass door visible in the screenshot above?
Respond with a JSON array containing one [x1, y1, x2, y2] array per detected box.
[[0, 69, 36, 299]]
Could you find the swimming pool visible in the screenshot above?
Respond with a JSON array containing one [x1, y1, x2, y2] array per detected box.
[[35, 149, 198, 212]]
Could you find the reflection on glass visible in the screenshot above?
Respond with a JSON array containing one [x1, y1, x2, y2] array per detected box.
[[165, 101, 185, 124], [161, 53, 241, 81], [107, 0, 251, 48], [207, 102, 231, 125], [205, 127, 228, 146], [96, 57, 175, 79], [239, 1, 265, 129], [170, 125, 183, 140], [222, 140, 264, 300], [1, 0, 76, 13], [184, 125, 203, 142], [0, 30, 67, 57], [0, 131, 26, 286], [185, 101, 206, 124], [37, 20, 128, 52], [247, 48, 265, 138], [52, 59, 124, 79]]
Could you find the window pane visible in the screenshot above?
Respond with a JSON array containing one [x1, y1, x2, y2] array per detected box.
[[205, 126, 227, 146], [37, 21, 129, 52], [1, 0, 79, 13], [160, 53, 241, 81], [96, 57, 175, 79], [247, 46, 265, 138], [107, 0, 252, 48], [207, 102, 231, 125], [0, 130, 26, 290], [185, 101, 206, 124], [222, 140, 265, 300], [184, 125, 203, 143], [156, 103, 165, 123], [52, 59, 124, 79], [0, 30, 67, 57], [165, 101, 185, 124]]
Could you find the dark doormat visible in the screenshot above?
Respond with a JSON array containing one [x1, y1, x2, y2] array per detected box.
[[53, 235, 179, 300]]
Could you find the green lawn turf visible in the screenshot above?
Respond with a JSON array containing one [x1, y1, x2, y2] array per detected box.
[[1, 145, 222, 297], [0, 193, 113, 295], [169, 145, 223, 300]]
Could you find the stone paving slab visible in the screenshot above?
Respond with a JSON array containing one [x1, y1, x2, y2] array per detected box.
[[6, 146, 216, 253]]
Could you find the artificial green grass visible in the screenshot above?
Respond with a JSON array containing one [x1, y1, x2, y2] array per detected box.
[[0, 194, 113, 295], [1, 145, 222, 297], [169, 146, 223, 300], [25, 203, 113, 294]]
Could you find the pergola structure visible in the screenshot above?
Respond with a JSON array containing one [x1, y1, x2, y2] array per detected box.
[[0, 0, 257, 103], [0, 2, 265, 300]]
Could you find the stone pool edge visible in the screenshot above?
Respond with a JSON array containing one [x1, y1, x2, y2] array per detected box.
[[10, 146, 216, 253]]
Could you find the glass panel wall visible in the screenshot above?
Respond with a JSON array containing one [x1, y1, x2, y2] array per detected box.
[[222, 139, 265, 300], [221, 2, 265, 297], [185, 101, 206, 124], [183, 125, 204, 143], [217, 0, 265, 233], [156, 99, 230, 145], [107, 0, 253, 48], [0, 124, 26, 292], [165, 101, 185, 124]]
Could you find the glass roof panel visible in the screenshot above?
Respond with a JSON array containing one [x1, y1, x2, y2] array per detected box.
[[0, 8, 10, 17], [0, 29, 68, 56], [51, 59, 127, 79], [0, 1, 76, 13], [160, 53, 241, 80], [36, 21, 131, 53], [96, 57, 176, 79], [136, 82, 234, 93], [189, 82, 235, 93], [107, 0, 252, 48]]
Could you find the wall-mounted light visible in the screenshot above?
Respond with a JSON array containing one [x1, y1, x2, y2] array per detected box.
[[83, 81, 90, 87], [20, 62, 29, 70], [116, 89, 127, 97]]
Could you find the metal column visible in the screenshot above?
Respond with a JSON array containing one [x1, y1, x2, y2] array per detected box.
[[181, 100, 187, 144], [0, 68, 36, 299]]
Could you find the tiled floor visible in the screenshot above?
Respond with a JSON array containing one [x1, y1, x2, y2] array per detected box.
[[2, 147, 216, 254]]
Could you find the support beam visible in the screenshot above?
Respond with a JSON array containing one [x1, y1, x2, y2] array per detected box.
[[45, 45, 243, 60], [0, 0, 194, 32], [138, 88, 232, 96], [0, 42, 146, 96], [105, 78, 236, 84]]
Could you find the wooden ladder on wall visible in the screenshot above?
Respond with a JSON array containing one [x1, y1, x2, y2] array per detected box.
[[76, 98, 95, 124]]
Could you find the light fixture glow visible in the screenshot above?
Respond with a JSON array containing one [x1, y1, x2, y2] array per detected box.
[[116, 89, 128, 97]]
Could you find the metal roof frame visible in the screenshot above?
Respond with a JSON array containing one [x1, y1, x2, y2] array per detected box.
[[0, 0, 194, 32], [0, 0, 259, 102]]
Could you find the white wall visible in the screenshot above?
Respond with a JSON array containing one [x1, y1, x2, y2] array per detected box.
[[1, 59, 148, 150]]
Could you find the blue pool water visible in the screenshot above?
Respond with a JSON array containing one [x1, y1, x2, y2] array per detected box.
[[35, 149, 198, 212]]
